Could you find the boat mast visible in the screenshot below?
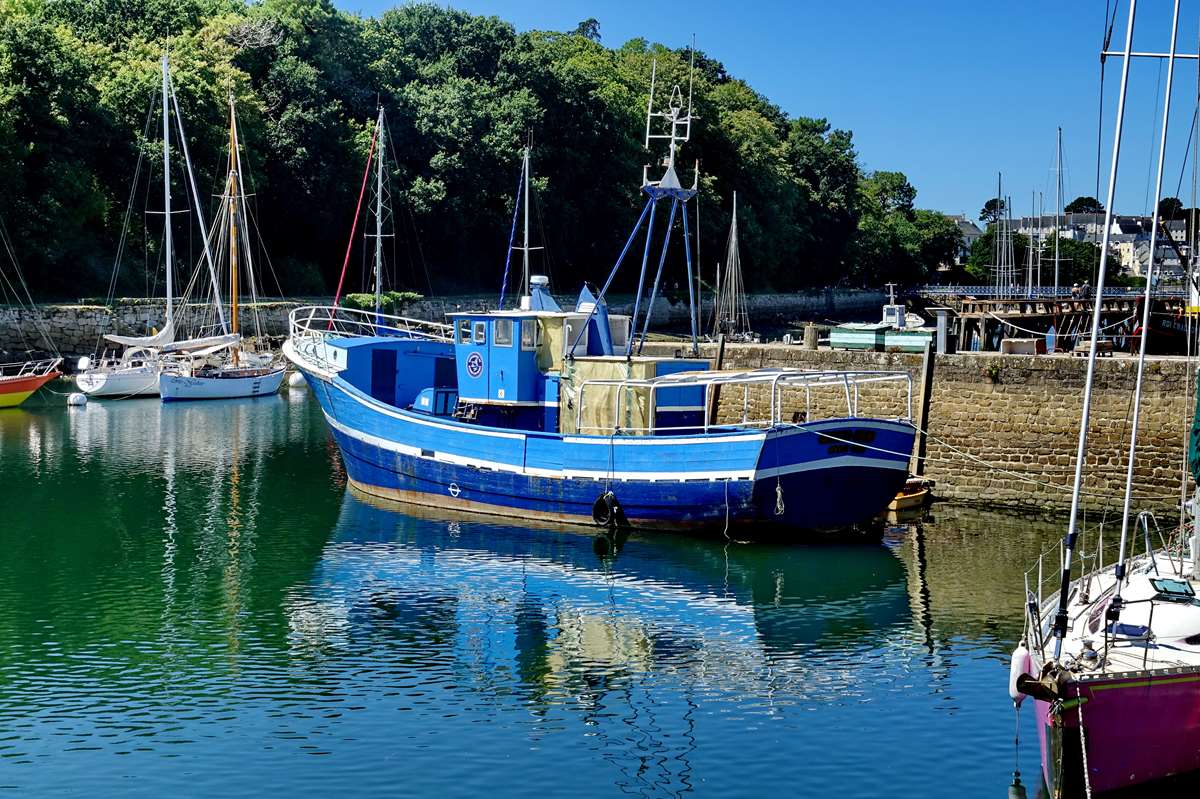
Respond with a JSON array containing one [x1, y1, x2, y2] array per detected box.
[[227, 94, 240, 367], [522, 144, 531, 298], [1116, 0, 1179, 595], [374, 106, 385, 317], [1051, 0, 1136, 662], [161, 53, 173, 331], [169, 79, 226, 334], [1027, 190, 1035, 295], [1055, 126, 1062, 294]]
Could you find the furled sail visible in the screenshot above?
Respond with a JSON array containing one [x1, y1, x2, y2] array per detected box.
[[160, 332, 240, 354], [104, 319, 174, 348]]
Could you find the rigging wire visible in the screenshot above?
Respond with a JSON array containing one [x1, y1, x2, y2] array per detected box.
[[382, 116, 433, 297]]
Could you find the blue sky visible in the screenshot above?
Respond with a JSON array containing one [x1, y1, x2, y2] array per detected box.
[[335, 0, 1200, 220]]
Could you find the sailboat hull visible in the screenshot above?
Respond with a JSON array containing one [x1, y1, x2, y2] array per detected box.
[[159, 367, 285, 402], [76, 365, 160, 398], [0, 371, 59, 408], [1035, 671, 1200, 794]]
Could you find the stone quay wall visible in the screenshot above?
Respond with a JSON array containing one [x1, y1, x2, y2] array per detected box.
[[0, 301, 302, 362], [644, 342, 1193, 514], [0, 289, 885, 361]]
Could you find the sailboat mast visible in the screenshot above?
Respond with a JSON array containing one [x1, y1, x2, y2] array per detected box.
[[227, 95, 240, 366], [724, 189, 734, 328], [374, 106, 385, 317], [522, 145, 531, 298], [161, 53, 173, 330], [1055, 126, 1062, 294], [1051, 0, 1136, 662], [1117, 0, 1179, 573], [1027, 190, 1035, 294]]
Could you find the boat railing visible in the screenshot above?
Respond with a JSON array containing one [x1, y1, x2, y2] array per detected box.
[[573, 368, 912, 435], [0, 357, 61, 378], [289, 305, 452, 344], [1020, 518, 1192, 660]]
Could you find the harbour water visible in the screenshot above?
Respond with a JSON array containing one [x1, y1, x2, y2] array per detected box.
[[1, 384, 1060, 797]]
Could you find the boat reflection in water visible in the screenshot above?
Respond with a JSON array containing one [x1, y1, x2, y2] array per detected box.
[[289, 489, 912, 702]]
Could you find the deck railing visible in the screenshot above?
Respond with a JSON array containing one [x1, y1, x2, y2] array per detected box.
[[0, 357, 61, 378], [573, 368, 912, 435], [288, 305, 452, 343], [287, 305, 453, 374]]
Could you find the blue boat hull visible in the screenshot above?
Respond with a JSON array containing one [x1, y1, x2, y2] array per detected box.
[[303, 369, 915, 534]]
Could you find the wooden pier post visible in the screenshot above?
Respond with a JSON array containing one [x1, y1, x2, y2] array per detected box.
[[910, 340, 935, 476]]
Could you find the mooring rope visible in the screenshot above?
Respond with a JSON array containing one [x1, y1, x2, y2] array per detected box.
[[1078, 694, 1093, 799], [986, 310, 1136, 339]]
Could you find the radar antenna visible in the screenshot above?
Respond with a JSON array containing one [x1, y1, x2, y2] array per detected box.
[[642, 40, 697, 190], [571, 38, 703, 359]]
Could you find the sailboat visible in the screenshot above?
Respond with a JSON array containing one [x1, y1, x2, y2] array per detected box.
[[0, 217, 61, 408], [710, 191, 755, 342], [1009, 3, 1200, 793], [158, 95, 284, 402], [77, 53, 222, 399]]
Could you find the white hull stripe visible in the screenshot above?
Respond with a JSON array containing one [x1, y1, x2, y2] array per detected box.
[[753, 455, 907, 479], [325, 413, 906, 483]]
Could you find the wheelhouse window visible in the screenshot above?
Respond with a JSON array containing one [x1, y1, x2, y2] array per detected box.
[[457, 319, 471, 344], [473, 321, 487, 344], [521, 319, 538, 351], [494, 318, 513, 346]]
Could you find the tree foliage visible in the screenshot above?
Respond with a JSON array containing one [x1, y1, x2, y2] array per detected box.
[[1, 0, 957, 298], [1064, 196, 1104, 214], [978, 197, 1005, 224], [1158, 196, 1184, 220]]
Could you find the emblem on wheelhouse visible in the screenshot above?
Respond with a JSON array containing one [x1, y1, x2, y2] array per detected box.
[[285, 48, 916, 534]]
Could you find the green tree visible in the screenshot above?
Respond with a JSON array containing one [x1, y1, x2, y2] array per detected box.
[[1158, 196, 1184, 220], [0, 0, 952, 300], [979, 197, 1005, 224], [1065, 196, 1104, 214], [571, 18, 600, 41], [965, 228, 1030, 283]]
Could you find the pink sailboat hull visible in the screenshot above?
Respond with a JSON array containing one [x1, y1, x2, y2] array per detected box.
[[1035, 669, 1200, 794]]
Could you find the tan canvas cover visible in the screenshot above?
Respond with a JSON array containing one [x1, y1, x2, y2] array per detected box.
[[537, 317, 565, 372], [559, 357, 657, 436]]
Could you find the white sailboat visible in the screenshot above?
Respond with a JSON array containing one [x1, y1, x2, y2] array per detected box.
[[77, 53, 224, 398], [710, 191, 755, 341], [158, 96, 284, 401]]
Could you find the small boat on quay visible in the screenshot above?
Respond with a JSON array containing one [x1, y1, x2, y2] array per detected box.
[[285, 54, 916, 535], [1009, 5, 1200, 793]]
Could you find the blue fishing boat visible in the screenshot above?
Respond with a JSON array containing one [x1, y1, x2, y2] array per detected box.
[[286, 55, 915, 534]]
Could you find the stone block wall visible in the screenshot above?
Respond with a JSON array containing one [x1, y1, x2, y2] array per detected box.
[[647, 342, 1193, 513], [1, 289, 886, 361], [0, 301, 303, 361]]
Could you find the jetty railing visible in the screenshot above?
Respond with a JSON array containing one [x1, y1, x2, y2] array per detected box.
[[916, 284, 1187, 299], [574, 368, 912, 435]]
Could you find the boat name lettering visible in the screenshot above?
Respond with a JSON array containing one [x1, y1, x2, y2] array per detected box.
[[817, 429, 876, 454]]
